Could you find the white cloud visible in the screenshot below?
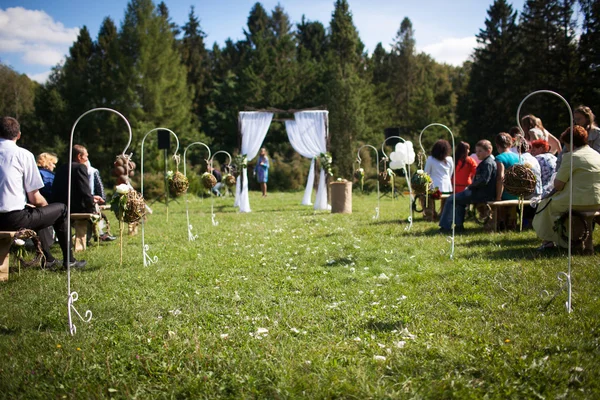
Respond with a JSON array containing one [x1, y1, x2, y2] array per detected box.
[[420, 36, 477, 66], [22, 48, 64, 66], [27, 70, 52, 84], [0, 7, 78, 67]]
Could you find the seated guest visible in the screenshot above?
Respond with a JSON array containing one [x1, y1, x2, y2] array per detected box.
[[439, 140, 497, 232], [208, 165, 223, 196], [52, 145, 104, 213], [0, 117, 85, 269], [37, 152, 58, 199], [454, 141, 477, 193], [424, 139, 454, 193], [530, 139, 557, 196], [495, 132, 520, 200], [574, 105, 600, 154], [86, 160, 115, 242], [533, 125, 600, 250]]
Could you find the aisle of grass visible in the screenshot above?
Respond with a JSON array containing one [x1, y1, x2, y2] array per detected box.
[[1, 191, 599, 399]]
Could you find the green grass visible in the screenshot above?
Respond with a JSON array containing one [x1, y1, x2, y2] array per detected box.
[[1, 191, 599, 399]]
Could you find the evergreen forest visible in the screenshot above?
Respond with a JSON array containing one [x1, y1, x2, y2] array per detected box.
[[1, 0, 598, 190]]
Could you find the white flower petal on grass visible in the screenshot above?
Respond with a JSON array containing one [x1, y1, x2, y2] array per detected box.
[[377, 343, 386, 348], [232, 291, 241, 302], [374, 355, 386, 362], [395, 341, 406, 348], [353, 337, 361, 342], [256, 328, 269, 335], [400, 328, 416, 340], [14, 239, 25, 246], [305, 360, 312, 365], [290, 327, 300, 334], [378, 273, 389, 280], [169, 309, 182, 316]]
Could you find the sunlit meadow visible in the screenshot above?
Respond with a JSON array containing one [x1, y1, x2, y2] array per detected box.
[[1, 191, 599, 399]]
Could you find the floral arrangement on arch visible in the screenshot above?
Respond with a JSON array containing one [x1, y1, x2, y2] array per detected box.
[[354, 167, 365, 191], [231, 154, 248, 177], [319, 152, 333, 176]]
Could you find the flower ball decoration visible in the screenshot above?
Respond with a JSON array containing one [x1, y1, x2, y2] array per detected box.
[[201, 172, 217, 189], [113, 154, 136, 185], [504, 164, 536, 197], [167, 170, 189, 197], [411, 170, 433, 195], [319, 152, 333, 176], [111, 184, 146, 224], [223, 174, 236, 188]]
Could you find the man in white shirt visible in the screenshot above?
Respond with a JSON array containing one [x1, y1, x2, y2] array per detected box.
[[0, 117, 86, 269]]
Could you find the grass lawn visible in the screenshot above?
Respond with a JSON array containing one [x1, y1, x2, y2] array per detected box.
[[1, 191, 599, 399]]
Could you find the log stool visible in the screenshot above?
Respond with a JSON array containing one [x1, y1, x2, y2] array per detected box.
[[71, 213, 94, 252], [0, 231, 16, 281]]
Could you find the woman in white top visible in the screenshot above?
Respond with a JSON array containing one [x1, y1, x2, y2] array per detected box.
[[424, 139, 454, 193]]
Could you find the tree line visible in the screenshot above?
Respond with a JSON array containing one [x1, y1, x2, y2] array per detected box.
[[0, 0, 598, 190]]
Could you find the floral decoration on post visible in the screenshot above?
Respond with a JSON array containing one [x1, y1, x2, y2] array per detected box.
[[89, 214, 101, 249], [12, 238, 25, 276], [319, 152, 333, 176], [110, 184, 146, 265], [232, 154, 248, 177], [354, 167, 365, 191], [167, 170, 189, 197], [410, 170, 433, 196]]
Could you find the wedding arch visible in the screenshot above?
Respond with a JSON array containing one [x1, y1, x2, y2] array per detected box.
[[234, 109, 330, 213]]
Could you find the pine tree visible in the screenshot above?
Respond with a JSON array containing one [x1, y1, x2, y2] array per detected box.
[[460, 0, 519, 142], [118, 0, 196, 151], [180, 6, 209, 119], [326, 0, 373, 178], [390, 17, 417, 130], [517, 0, 577, 132], [576, 0, 600, 110]]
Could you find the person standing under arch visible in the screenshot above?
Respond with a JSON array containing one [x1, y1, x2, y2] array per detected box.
[[254, 147, 270, 197]]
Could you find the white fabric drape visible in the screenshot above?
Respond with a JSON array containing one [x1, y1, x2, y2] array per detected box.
[[285, 110, 329, 210], [235, 112, 273, 212]]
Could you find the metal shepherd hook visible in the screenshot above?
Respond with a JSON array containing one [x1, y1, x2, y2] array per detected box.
[[209, 150, 232, 226], [67, 107, 133, 335], [419, 123, 456, 259], [141, 128, 180, 266], [517, 90, 574, 313], [382, 136, 414, 231], [183, 142, 212, 240], [357, 145, 380, 219]]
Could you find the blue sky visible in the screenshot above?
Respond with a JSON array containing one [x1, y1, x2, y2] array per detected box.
[[0, 0, 525, 83]]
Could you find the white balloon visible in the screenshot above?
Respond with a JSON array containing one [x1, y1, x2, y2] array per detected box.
[[389, 151, 402, 162], [389, 160, 404, 170], [405, 141, 416, 165]]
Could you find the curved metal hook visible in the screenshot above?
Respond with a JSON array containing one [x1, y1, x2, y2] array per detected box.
[[140, 128, 180, 266], [67, 107, 131, 335], [381, 135, 414, 229], [183, 141, 213, 240], [418, 123, 456, 259], [517, 90, 573, 313], [210, 150, 233, 167], [381, 135, 406, 160], [183, 142, 212, 176], [357, 144, 380, 219], [141, 128, 181, 197]]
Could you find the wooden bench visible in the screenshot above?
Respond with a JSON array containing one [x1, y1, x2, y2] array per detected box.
[[0, 231, 16, 281], [481, 200, 532, 232], [71, 213, 95, 252], [421, 193, 451, 222]]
